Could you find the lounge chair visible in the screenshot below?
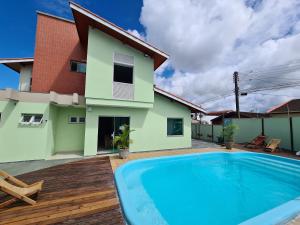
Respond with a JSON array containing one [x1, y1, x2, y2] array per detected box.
[[245, 135, 266, 148], [0, 170, 43, 208], [264, 139, 281, 152]]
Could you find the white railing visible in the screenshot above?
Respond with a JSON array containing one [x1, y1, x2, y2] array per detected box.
[[113, 82, 134, 100]]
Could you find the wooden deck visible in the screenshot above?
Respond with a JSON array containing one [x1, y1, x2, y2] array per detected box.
[[0, 157, 124, 225]]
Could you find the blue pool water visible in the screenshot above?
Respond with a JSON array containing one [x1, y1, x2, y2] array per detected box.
[[115, 152, 300, 225]]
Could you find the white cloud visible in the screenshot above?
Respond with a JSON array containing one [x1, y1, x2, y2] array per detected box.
[[127, 29, 146, 41], [140, 0, 300, 112]]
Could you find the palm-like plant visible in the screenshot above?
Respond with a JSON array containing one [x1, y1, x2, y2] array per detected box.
[[113, 124, 135, 149]]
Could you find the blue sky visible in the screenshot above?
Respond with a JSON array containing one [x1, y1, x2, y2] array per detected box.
[[1, 0, 300, 113], [0, 0, 144, 89]]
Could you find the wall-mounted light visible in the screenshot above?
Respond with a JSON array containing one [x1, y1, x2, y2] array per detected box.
[[87, 107, 92, 112]]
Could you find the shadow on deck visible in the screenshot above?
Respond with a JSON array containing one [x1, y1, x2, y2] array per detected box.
[[0, 157, 124, 224]]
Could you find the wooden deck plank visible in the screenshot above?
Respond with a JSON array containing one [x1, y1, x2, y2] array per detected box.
[[0, 157, 124, 225]]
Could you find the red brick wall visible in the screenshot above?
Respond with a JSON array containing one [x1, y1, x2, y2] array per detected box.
[[31, 14, 86, 95]]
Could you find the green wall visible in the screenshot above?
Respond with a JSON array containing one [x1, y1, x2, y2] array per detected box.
[[54, 106, 85, 153], [232, 119, 262, 143], [0, 101, 52, 162], [292, 117, 300, 151], [86, 27, 154, 106], [264, 118, 291, 150], [84, 94, 191, 155], [0, 101, 86, 163]]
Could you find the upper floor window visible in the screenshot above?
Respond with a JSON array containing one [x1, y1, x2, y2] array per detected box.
[[114, 64, 133, 84], [70, 61, 86, 73], [113, 52, 134, 84]]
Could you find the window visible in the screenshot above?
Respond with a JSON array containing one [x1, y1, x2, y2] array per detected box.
[[167, 118, 183, 136], [79, 117, 85, 123], [69, 116, 85, 124], [70, 61, 86, 73], [69, 116, 78, 124], [113, 64, 133, 84], [20, 114, 43, 125]]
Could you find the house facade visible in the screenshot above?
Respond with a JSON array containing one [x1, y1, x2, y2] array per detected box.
[[0, 3, 205, 163]]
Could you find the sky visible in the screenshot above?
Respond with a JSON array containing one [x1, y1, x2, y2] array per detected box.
[[1, 0, 300, 114]]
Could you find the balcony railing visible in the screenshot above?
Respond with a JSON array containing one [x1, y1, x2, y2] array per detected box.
[[113, 82, 134, 100]]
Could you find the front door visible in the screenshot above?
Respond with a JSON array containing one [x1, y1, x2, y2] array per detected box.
[[97, 116, 130, 154]]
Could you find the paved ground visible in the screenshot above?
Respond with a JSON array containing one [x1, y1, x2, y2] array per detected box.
[[110, 145, 231, 171], [0, 158, 81, 176], [192, 139, 221, 148]]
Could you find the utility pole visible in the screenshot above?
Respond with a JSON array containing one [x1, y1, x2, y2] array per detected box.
[[233, 71, 240, 118]]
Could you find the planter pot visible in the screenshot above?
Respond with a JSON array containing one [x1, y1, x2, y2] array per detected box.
[[119, 148, 129, 159], [225, 141, 234, 150]]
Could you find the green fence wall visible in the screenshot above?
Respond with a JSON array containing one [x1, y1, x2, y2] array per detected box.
[[192, 124, 222, 142], [264, 118, 291, 150], [193, 117, 300, 152], [292, 117, 300, 151], [232, 119, 262, 143]]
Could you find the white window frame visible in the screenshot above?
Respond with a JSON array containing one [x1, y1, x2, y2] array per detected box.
[[20, 114, 43, 125], [68, 116, 78, 124], [78, 117, 86, 124]]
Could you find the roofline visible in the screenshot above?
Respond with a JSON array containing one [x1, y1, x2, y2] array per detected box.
[[0, 58, 34, 64], [154, 86, 206, 113], [36, 11, 75, 24], [69, 2, 169, 59], [267, 99, 294, 113]]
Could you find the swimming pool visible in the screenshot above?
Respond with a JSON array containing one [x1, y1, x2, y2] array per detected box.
[[115, 152, 300, 225]]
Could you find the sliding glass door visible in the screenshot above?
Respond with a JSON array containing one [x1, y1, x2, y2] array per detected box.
[[97, 116, 130, 154]]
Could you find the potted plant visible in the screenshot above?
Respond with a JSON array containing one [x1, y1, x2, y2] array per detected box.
[[223, 124, 238, 150], [113, 124, 134, 159]]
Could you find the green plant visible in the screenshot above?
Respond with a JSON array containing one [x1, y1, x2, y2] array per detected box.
[[113, 124, 135, 149], [223, 124, 238, 142]]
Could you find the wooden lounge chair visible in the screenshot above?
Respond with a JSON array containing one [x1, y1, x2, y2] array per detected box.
[[245, 135, 266, 148], [0, 170, 43, 208], [264, 139, 281, 152]]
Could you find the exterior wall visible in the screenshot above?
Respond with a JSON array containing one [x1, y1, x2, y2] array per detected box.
[[0, 101, 54, 162], [292, 117, 300, 151], [270, 113, 300, 117], [19, 65, 33, 92], [54, 106, 85, 153], [232, 119, 262, 143], [84, 94, 191, 156], [85, 27, 154, 107], [31, 14, 86, 95], [264, 118, 291, 150]]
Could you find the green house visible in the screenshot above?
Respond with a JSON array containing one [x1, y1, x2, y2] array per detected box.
[[0, 3, 205, 163]]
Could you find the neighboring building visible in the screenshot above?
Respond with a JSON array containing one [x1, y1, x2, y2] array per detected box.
[[267, 99, 300, 117], [0, 3, 205, 163], [208, 110, 267, 125]]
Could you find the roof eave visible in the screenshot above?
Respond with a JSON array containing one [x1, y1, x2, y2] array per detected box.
[[0, 58, 34, 73], [69, 2, 168, 70], [154, 87, 206, 114]]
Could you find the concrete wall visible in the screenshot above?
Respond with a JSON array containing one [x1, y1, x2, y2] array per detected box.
[[19, 65, 33, 92], [54, 106, 85, 153], [192, 124, 223, 142], [292, 117, 300, 152], [264, 118, 291, 150], [0, 101, 86, 163], [84, 94, 191, 155], [232, 119, 262, 143], [85, 27, 154, 107], [0, 100, 53, 162]]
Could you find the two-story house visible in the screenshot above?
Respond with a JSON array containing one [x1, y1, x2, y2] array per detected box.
[[0, 2, 205, 163]]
